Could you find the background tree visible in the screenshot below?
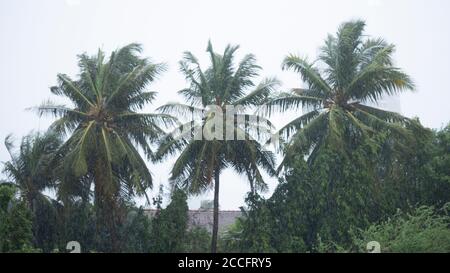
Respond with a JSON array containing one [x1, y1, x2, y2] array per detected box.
[[0, 184, 36, 252], [426, 124, 450, 205], [156, 41, 278, 252], [121, 206, 153, 253], [238, 193, 276, 252], [2, 132, 61, 251], [2, 132, 61, 212], [150, 188, 189, 253], [184, 226, 211, 253], [55, 200, 97, 252]]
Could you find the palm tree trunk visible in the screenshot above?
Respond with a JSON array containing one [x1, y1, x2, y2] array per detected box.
[[93, 158, 120, 252], [211, 169, 220, 253]]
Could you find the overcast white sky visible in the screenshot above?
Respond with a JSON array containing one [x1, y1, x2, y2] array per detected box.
[[1, 0, 449, 210]]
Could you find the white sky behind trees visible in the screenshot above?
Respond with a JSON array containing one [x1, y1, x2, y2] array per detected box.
[[1, 0, 449, 209]]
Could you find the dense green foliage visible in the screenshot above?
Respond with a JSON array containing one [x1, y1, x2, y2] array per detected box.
[[350, 204, 450, 253], [0, 185, 37, 252], [230, 124, 450, 252], [150, 188, 189, 252], [185, 226, 211, 253]]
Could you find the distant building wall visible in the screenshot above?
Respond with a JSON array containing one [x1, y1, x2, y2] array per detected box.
[[144, 209, 242, 232]]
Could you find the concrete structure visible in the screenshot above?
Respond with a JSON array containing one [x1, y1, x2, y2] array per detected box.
[[144, 209, 242, 232]]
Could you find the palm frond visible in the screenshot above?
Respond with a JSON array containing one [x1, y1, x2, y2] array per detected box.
[[157, 102, 204, 118], [52, 74, 95, 108], [346, 65, 415, 102], [282, 55, 332, 94], [262, 93, 323, 116], [333, 20, 366, 88], [284, 112, 329, 160], [29, 100, 88, 119], [277, 109, 322, 139], [232, 77, 280, 107]]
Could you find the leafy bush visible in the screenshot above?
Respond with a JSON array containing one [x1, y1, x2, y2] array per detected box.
[[219, 220, 244, 253], [350, 204, 450, 253], [0, 185, 38, 253], [185, 227, 211, 253], [122, 207, 153, 253], [150, 188, 189, 253]]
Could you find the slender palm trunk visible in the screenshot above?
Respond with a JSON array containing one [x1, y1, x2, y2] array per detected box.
[[211, 169, 220, 253], [93, 159, 120, 252], [250, 180, 255, 196]]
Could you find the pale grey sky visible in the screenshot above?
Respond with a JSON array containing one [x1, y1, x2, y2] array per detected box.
[[1, 0, 449, 209]]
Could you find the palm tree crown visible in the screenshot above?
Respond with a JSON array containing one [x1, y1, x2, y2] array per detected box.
[[157, 41, 278, 193], [265, 20, 416, 165], [2, 132, 61, 210], [34, 43, 174, 207]]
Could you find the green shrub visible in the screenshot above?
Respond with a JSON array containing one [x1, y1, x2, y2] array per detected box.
[[185, 227, 211, 253], [0, 185, 37, 253], [351, 204, 450, 253]]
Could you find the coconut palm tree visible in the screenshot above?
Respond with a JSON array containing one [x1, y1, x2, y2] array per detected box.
[[155, 41, 278, 252], [2, 131, 61, 212], [2, 132, 62, 252], [265, 20, 417, 167], [33, 44, 173, 251]]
